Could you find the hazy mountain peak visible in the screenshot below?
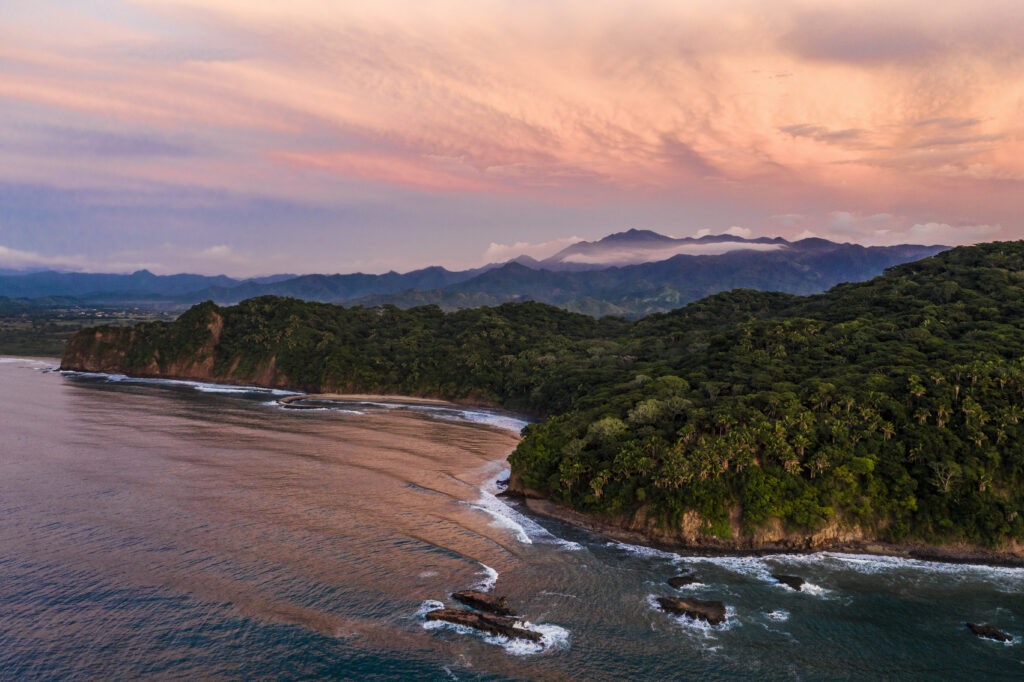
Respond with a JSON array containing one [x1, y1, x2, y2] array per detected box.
[[599, 228, 676, 244], [541, 230, 789, 270]]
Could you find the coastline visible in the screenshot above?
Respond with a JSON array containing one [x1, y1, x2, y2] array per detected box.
[[506, 492, 1024, 569], [278, 393, 459, 408], [58, 367, 1024, 569], [58, 364, 507, 411]]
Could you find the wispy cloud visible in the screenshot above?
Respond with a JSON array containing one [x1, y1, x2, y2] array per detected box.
[[0, 0, 1020, 273], [482, 237, 584, 263], [0, 244, 93, 271], [793, 211, 1001, 247], [562, 241, 782, 265], [780, 124, 864, 145]]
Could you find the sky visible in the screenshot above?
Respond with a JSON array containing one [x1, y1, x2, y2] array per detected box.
[[1, 0, 1022, 276]]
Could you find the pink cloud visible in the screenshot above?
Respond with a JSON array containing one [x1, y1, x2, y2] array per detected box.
[[0, 0, 1021, 231]]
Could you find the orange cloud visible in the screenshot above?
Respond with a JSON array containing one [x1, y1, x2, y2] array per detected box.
[[0, 0, 1021, 230], [272, 150, 502, 194]]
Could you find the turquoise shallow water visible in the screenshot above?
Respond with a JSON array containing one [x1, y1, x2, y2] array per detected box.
[[0, 358, 1021, 680]]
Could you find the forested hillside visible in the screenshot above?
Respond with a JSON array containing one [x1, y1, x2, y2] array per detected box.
[[62, 242, 1024, 550]]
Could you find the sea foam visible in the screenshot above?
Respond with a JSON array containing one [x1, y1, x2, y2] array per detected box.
[[418, 601, 570, 656], [474, 562, 499, 592], [646, 594, 739, 634], [0, 357, 58, 368], [62, 371, 299, 396], [466, 470, 581, 550]]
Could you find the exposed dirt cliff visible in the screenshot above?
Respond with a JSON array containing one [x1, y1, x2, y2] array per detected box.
[[506, 473, 1024, 566], [61, 311, 288, 390]]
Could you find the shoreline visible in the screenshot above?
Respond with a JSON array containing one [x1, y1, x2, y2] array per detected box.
[[58, 365, 509, 411], [278, 393, 459, 408], [57, 367, 1024, 569], [508, 494, 1024, 569]]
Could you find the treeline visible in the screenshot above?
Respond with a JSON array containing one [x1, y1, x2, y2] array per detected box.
[[65, 242, 1024, 547]]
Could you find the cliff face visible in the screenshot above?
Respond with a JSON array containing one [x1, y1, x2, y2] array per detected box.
[[60, 308, 288, 389], [61, 326, 135, 374], [507, 475, 1024, 564]]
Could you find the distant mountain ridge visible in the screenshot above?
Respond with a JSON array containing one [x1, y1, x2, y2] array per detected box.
[[344, 236, 947, 317], [0, 269, 238, 299], [0, 231, 948, 317], [540, 229, 789, 270]]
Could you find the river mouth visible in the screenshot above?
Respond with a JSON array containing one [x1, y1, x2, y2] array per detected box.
[[1, 358, 1022, 680]]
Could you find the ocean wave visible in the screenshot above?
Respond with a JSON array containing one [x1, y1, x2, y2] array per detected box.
[[264, 400, 365, 415], [770, 550, 1024, 576], [679, 551, 1024, 596], [467, 471, 581, 550], [353, 401, 530, 435], [646, 594, 739, 634], [474, 563, 499, 592], [766, 609, 789, 622], [689, 555, 776, 582], [415, 599, 447, 618], [418, 601, 570, 656], [607, 541, 686, 563], [432, 408, 530, 435], [0, 357, 58, 368], [278, 397, 530, 434], [799, 582, 831, 596], [468, 493, 533, 544], [767, 552, 1024, 593], [62, 371, 299, 396], [671, 581, 707, 590], [600, 535, 1024, 590]]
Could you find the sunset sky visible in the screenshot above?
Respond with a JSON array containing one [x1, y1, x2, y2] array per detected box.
[[1, 0, 1022, 276]]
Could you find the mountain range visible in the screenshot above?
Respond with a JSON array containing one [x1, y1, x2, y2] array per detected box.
[[0, 231, 947, 317]]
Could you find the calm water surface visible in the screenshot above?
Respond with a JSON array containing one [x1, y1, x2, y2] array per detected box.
[[0, 358, 1021, 680]]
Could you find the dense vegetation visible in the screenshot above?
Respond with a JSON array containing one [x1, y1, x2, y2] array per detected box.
[[64, 243, 1024, 548]]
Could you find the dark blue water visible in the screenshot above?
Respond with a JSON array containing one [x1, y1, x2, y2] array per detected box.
[[0, 358, 1021, 680]]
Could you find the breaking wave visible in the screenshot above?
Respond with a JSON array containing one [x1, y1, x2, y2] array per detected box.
[[417, 601, 570, 656], [466, 470, 581, 550], [62, 371, 298, 396]]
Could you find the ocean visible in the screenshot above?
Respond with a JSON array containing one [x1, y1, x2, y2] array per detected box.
[[0, 357, 1020, 680]]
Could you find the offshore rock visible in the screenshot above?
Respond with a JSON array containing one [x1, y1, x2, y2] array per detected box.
[[656, 597, 727, 625], [966, 623, 1012, 642], [452, 590, 517, 616], [772, 574, 805, 591], [667, 573, 698, 588], [425, 608, 543, 642]]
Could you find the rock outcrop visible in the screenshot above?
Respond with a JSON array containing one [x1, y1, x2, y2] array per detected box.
[[668, 573, 698, 588], [425, 608, 542, 642], [772, 574, 805, 591], [451, 590, 516, 616], [656, 597, 727, 625], [966, 623, 1012, 642]]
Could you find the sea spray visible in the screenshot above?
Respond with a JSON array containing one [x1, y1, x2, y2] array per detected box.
[[475, 563, 499, 592], [418, 601, 570, 656], [63, 371, 299, 396], [646, 594, 740, 636], [467, 471, 581, 550]]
